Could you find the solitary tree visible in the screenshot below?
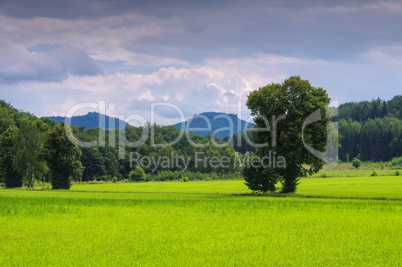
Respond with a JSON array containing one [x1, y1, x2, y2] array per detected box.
[[45, 122, 84, 189], [246, 76, 331, 193]]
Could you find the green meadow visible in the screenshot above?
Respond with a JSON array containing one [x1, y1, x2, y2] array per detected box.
[[1, 176, 401, 266]]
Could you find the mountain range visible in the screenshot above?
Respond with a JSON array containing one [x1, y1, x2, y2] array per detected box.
[[45, 112, 128, 130], [173, 112, 253, 139], [45, 111, 253, 139]]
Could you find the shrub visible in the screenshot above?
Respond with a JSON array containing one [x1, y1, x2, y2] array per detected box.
[[112, 176, 118, 183], [51, 173, 72, 190], [321, 173, 328, 178], [129, 167, 146, 182], [181, 176, 189, 182], [395, 171, 400, 176], [371, 171, 378, 176], [352, 157, 362, 169], [390, 157, 402, 168], [243, 166, 279, 193], [4, 170, 23, 188]]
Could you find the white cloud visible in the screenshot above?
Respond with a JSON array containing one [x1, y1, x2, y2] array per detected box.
[[362, 45, 402, 65], [307, 1, 402, 14], [2, 50, 402, 124], [1, 1, 402, 125], [0, 13, 182, 66]]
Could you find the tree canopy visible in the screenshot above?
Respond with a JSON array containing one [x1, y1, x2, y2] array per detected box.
[[246, 76, 331, 193], [45, 121, 84, 189]]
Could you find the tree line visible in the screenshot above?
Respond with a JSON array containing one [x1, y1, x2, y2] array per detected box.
[[337, 96, 402, 162], [1, 91, 401, 191], [0, 100, 239, 188], [0, 100, 83, 189], [229, 95, 402, 162]]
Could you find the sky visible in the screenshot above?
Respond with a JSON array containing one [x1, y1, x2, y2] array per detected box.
[[0, 0, 401, 125]]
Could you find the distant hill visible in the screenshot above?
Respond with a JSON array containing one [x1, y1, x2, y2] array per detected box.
[[45, 112, 128, 129], [172, 112, 254, 139]]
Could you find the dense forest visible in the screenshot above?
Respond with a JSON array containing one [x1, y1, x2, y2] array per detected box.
[[228, 95, 402, 162], [1, 95, 402, 187], [0, 100, 239, 186], [336, 96, 402, 161]]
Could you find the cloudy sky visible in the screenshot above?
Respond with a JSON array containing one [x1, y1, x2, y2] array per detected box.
[[0, 0, 401, 124]]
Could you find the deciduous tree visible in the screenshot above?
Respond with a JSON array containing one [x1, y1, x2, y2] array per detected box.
[[246, 76, 331, 193], [0, 126, 23, 188], [45, 122, 84, 189]]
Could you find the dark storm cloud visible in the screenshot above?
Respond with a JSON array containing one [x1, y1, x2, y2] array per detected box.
[[1, 0, 401, 119], [0, 0, 236, 19], [0, 43, 102, 84], [1, 0, 401, 62]]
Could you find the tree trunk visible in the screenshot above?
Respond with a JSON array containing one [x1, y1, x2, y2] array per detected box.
[[31, 169, 35, 188], [26, 164, 30, 188], [281, 176, 298, 193], [281, 164, 299, 193]]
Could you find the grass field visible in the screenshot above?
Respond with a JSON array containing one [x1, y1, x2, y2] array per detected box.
[[70, 176, 402, 199], [1, 177, 401, 266]]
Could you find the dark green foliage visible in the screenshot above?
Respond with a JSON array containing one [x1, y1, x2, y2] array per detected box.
[[13, 118, 48, 188], [371, 171, 378, 176], [129, 166, 146, 182], [395, 171, 400, 176], [0, 107, 15, 134], [40, 117, 57, 129], [0, 127, 23, 188], [50, 172, 72, 190], [181, 176, 189, 182], [390, 157, 402, 167], [352, 157, 362, 169], [4, 169, 23, 188], [81, 147, 106, 181], [337, 96, 402, 121], [45, 122, 84, 189], [246, 76, 331, 193], [231, 131, 255, 153], [243, 166, 279, 193], [144, 170, 240, 182], [337, 96, 402, 162]]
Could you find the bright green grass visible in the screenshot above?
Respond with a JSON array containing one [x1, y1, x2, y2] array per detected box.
[[310, 169, 402, 178], [0, 177, 401, 266], [70, 176, 402, 199], [71, 179, 249, 194], [298, 176, 402, 199]]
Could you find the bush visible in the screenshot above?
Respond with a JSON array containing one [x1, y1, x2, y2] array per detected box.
[[390, 157, 402, 168], [395, 171, 400, 176], [181, 176, 189, 182], [129, 167, 146, 182], [4, 170, 23, 188], [371, 171, 378, 176], [352, 157, 362, 169], [112, 176, 118, 183], [243, 166, 279, 193], [51, 173, 72, 190]]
